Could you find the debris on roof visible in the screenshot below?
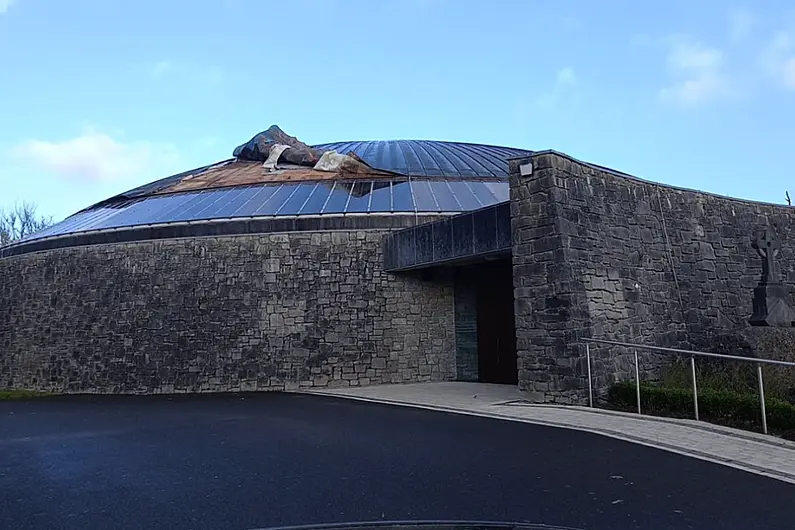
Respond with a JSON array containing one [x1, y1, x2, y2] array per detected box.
[[262, 144, 291, 171], [233, 125, 323, 167], [314, 150, 377, 174], [158, 160, 398, 194], [152, 131, 528, 198], [233, 125, 385, 176]]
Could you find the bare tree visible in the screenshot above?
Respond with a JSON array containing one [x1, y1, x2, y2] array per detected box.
[[0, 202, 53, 247]]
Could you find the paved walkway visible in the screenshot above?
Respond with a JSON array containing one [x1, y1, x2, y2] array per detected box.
[[306, 382, 795, 485]]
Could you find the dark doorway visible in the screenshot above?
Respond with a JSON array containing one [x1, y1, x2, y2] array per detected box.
[[475, 260, 518, 384]]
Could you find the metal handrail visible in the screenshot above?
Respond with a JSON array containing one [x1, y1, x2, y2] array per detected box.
[[583, 337, 795, 434], [584, 338, 795, 367]]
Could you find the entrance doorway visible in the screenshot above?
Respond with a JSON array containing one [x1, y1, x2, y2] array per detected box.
[[475, 260, 518, 385]]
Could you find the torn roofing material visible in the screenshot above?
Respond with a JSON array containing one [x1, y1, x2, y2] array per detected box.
[[233, 125, 324, 167], [235, 126, 534, 178], [229, 125, 390, 177], [91, 126, 386, 206], [80, 126, 532, 213], [158, 160, 398, 194], [157, 126, 402, 194]]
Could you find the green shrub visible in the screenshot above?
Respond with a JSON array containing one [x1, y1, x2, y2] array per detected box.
[[0, 389, 53, 400], [607, 381, 795, 438], [661, 359, 758, 394], [660, 358, 795, 404]]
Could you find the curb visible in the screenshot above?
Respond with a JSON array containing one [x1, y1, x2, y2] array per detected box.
[[303, 390, 795, 486], [514, 403, 795, 451]]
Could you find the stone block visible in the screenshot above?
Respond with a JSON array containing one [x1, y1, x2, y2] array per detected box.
[[371, 357, 387, 369]]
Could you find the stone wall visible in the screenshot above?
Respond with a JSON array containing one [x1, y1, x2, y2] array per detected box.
[[0, 231, 456, 394], [511, 151, 795, 403]]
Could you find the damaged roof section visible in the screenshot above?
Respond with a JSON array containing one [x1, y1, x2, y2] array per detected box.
[[233, 125, 393, 175], [233, 125, 325, 167], [160, 160, 397, 194], [159, 126, 399, 194], [86, 125, 529, 211]]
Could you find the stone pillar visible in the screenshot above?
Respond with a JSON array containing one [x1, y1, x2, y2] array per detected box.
[[509, 152, 592, 404]]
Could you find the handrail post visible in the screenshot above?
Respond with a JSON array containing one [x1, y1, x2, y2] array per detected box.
[[691, 356, 699, 421], [579, 338, 795, 432], [634, 349, 641, 415], [757, 364, 768, 435], [586, 344, 593, 408]]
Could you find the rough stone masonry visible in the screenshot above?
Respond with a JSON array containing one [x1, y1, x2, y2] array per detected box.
[[7, 150, 795, 402], [510, 151, 795, 404], [0, 231, 456, 393]]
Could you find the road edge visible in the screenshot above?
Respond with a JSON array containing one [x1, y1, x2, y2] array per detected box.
[[302, 390, 795, 486]]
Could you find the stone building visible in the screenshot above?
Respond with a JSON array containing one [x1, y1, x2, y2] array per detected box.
[[2, 127, 794, 402]]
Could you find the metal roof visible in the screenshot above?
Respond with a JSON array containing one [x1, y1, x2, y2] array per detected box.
[[311, 140, 532, 178], [96, 140, 530, 205], [15, 179, 510, 245], [6, 139, 529, 250]]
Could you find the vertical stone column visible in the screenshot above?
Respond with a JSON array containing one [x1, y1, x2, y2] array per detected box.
[[509, 152, 592, 404]]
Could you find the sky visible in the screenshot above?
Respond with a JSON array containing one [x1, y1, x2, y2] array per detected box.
[[1, 0, 795, 222]]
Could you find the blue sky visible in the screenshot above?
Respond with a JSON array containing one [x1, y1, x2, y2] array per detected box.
[[1, 0, 795, 222]]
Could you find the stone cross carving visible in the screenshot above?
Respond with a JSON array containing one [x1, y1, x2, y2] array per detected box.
[[750, 226, 795, 327], [753, 227, 782, 284]]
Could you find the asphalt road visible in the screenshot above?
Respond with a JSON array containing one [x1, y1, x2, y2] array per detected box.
[[1, 393, 793, 530]]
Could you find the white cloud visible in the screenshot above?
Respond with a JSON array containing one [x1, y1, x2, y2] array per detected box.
[[0, 0, 14, 14], [659, 38, 732, 105], [728, 8, 755, 42], [660, 72, 728, 105], [531, 66, 579, 111], [10, 131, 179, 182], [666, 41, 723, 71], [761, 30, 795, 89]]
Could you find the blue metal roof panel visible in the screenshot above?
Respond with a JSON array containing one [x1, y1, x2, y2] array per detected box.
[[22, 179, 510, 243], [311, 140, 531, 178], [10, 140, 528, 246]]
